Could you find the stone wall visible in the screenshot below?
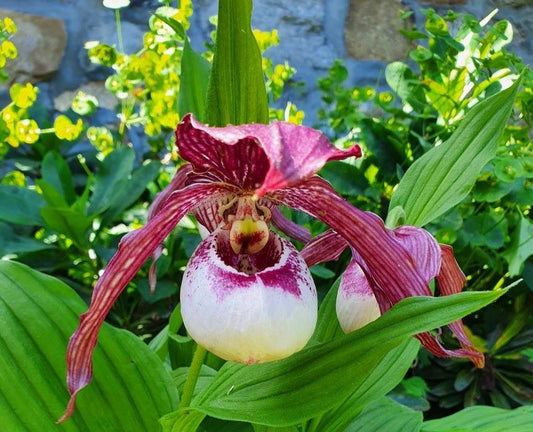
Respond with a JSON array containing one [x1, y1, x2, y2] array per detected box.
[[1, 0, 532, 126]]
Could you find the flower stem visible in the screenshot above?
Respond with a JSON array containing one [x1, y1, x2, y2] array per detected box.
[[180, 344, 207, 408], [115, 9, 124, 53]]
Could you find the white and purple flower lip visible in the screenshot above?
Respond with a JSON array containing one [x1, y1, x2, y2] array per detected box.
[[181, 228, 317, 365], [59, 113, 483, 422]]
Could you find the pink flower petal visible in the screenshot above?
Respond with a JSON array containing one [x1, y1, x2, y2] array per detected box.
[[176, 114, 361, 195], [392, 226, 442, 282], [147, 164, 193, 293], [273, 176, 482, 366], [271, 206, 311, 244], [273, 176, 433, 306], [300, 229, 347, 267], [437, 244, 484, 367], [58, 182, 232, 423]]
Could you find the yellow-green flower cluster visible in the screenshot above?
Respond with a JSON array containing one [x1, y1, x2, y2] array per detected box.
[[0, 17, 17, 79]]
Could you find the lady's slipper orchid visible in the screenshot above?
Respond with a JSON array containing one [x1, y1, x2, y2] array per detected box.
[[59, 113, 484, 422]]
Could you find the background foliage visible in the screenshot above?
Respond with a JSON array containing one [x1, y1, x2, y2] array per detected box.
[[0, 2, 531, 431]]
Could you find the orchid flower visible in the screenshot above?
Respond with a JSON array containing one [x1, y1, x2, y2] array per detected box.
[[59, 113, 483, 422]]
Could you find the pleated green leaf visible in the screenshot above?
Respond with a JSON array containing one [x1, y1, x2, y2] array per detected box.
[[422, 405, 533, 432], [388, 78, 521, 227], [314, 339, 420, 432], [0, 260, 179, 432], [0, 184, 45, 225], [41, 152, 76, 206], [178, 37, 211, 122], [205, 0, 268, 126], [87, 146, 135, 216], [159, 409, 206, 432], [342, 397, 423, 432], [191, 289, 506, 426]]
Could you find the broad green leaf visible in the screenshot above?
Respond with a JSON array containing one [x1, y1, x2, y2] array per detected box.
[[388, 78, 521, 227], [312, 276, 344, 343], [87, 146, 135, 215], [160, 409, 206, 432], [314, 339, 419, 432], [253, 425, 298, 432], [0, 222, 53, 255], [0, 184, 45, 225], [385, 62, 426, 112], [101, 160, 161, 224], [205, 0, 268, 126], [178, 37, 211, 121], [191, 289, 506, 426], [36, 179, 69, 208], [319, 161, 367, 197], [341, 397, 422, 432], [138, 279, 178, 304], [41, 152, 76, 205], [0, 260, 179, 432], [40, 207, 93, 248], [422, 405, 533, 432], [462, 209, 507, 249], [504, 215, 533, 276]]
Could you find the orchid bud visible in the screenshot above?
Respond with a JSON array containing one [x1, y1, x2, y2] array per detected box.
[[336, 260, 380, 333], [181, 229, 317, 364]]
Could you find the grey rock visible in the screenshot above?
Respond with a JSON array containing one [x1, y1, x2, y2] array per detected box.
[[0, 9, 67, 84]]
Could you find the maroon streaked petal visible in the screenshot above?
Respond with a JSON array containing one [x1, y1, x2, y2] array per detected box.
[[271, 207, 311, 244], [176, 114, 269, 190], [415, 333, 485, 368], [437, 245, 466, 296], [272, 176, 433, 306], [146, 164, 194, 292], [392, 226, 442, 282], [58, 182, 232, 423], [273, 177, 483, 366], [438, 245, 484, 367], [176, 114, 361, 194], [300, 229, 347, 267], [193, 194, 234, 232], [147, 164, 192, 220]]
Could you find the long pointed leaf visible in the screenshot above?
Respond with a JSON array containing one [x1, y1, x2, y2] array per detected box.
[[178, 37, 211, 121], [0, 261, 179, 431], [205, 0, 268, 125], [388, 78, 521, 227], [422, 405, 533, 432], [190, 289, 506, 426]]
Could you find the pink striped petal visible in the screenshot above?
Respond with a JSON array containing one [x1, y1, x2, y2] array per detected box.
[[272, 176, 433, 306], [271, 206, 311, 244], [415, 333, 484, 368], [58, 182, 232, 423], [392, 226, 441, 282], [300, 229, 347, 267], [147, 164, 193, 292], [437, 245, 484, 367], [176, 114, 361, 195], [272, 176, 482, 366]]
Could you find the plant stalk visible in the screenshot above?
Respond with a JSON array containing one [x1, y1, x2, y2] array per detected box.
[[180, 344, 207, 408]]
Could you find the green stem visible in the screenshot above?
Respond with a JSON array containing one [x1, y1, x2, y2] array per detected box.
[[115, 9, 124, 53], [180, 344, 207, 408], [306, 415, 324, 432]]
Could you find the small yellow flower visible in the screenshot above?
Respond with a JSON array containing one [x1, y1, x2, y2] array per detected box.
[[15, 119, 39, 143]]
